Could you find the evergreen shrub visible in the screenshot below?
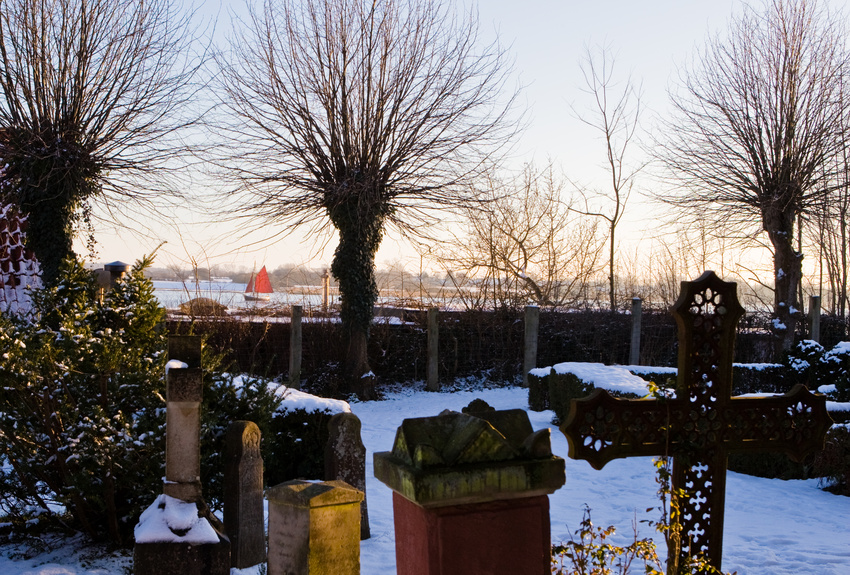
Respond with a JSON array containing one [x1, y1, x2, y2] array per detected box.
[[812, 425, 850, 496], [0, 257, 166, 545]]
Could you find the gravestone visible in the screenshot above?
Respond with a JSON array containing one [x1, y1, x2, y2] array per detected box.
[[561, 271, 832, 573], [225, 421, 265, 569], [374, 402, 565, 575], [134, 336, 230, 575], [266, 479, 363, 575], [325, 412, 370, 539]]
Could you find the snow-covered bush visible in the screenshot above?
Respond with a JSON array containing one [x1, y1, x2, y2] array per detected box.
[[781, 339, 826, 391], [0, 256, 166, 545], [821, 342, 850, 401], [813, 425, 850, 496]]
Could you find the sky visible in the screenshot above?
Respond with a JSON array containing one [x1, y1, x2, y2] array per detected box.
[[83, 0, 749, 274]]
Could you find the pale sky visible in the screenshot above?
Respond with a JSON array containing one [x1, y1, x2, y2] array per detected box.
[[83, 0, 754, 274]]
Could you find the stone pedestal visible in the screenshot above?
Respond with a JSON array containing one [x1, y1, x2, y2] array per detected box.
[[134, 495, 230, 575], [266, 479, 364, 575], [374, 403, 565, 575]]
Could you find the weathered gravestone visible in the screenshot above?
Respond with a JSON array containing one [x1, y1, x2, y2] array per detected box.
[[225, 420, 265, 569], [134, 336, 230, 575], [374, 401, 565, 575], [561, 271, 832, 573], [325, 412, 370, 539]]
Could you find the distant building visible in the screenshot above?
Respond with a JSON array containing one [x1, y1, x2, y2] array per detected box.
[[0, 203, 41, 315]]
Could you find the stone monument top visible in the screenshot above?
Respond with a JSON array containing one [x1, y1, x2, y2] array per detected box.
[[374, 404, 564, 507]]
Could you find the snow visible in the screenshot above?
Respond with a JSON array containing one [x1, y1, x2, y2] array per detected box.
[[164, 359, 188, 373], [276, 387, 350, 415], [229, 375, 351, 415], [549, 362, 654, 395], [2, 384, 849, 574], [134, 495, 220, 544]]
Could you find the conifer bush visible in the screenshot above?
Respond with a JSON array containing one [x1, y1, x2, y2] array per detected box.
[[0, 257, 166, 545]]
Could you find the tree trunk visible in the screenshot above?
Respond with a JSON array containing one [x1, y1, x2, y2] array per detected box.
[[764, 205, 802, 356], [329, 201, 383, 399], [21, 195, 75, 285]]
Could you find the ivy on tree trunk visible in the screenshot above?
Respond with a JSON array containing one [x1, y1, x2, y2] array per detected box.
[[764, 204, 803, 355], [329, 198, 385, 399]]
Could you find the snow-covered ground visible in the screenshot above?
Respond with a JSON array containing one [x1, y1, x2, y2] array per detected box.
[[2, 384, 848, 574]]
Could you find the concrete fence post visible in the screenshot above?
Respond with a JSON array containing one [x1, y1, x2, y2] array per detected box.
[[629, 297, 642, 366], [426, 307, 440, 391], [523, 305, 540, 388], [289, 305, 302, 389], [322, 270, 330, 311]]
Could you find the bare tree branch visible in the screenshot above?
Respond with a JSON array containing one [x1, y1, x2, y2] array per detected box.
[[212, 0, 519, 391], [0, 0, 205, 281]]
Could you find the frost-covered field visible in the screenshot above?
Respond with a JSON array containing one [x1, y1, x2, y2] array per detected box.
[[2, 384, 849, 575]]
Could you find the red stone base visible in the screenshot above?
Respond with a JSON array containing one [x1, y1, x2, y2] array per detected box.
[[392, 492, 551, 575]]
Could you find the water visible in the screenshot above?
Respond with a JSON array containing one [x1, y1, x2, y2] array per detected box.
[[152, 280, 327, 310]]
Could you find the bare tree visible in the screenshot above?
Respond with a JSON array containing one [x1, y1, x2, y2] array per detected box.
[[805, 76, 850, 318], [435, 165, 603, 310], [0, 0, 202, 283], [570, 45, 643, 312], [215, 0, 517, 394], [656, 0, 848, 353]]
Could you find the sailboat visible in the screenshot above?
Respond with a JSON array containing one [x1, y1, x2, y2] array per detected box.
[[244, 265, 273, 302]]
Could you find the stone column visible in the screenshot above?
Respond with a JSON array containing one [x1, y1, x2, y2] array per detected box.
[[523, 305, 540, 388], [374, 402, 566, 575], [629, 297, 642, 366], [810, 295, 821, 343], [163, 336, 204, 502], [94, 260, 130, 301], [266, 480, 363, 575], [322, 270, 330, 311], [426, 307, 439, 391], [134, 335, 230, 575], [225, 421, 265, 569], [290, 305, 303, 389]]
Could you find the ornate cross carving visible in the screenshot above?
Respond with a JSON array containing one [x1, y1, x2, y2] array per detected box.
[[561, 271, 832, 573]]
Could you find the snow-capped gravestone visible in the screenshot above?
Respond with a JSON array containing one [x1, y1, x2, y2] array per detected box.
[[224, 421, 265, 569], [134, 336, 230, 575], [325, 412, 370, 539], [266, 479, 364, 575], [374, 401, 565, 575], [561, 271, 833, 573], [0, 204, 40, 315]]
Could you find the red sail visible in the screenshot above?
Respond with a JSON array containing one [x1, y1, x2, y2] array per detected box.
[[253, 266, 273, 293]]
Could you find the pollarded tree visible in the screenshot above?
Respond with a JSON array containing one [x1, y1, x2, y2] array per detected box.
[[215, 0, 517, 395], [657, 0, 849, 354], [0, 0, 201, 283]]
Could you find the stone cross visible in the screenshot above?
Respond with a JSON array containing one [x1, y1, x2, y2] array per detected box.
[[225, 421, 265, 569], [561, 271, 832, 573], [164, 335, 204, 502]]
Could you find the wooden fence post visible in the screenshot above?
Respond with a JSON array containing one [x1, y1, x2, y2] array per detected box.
[[523, 305, 539, 388]]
